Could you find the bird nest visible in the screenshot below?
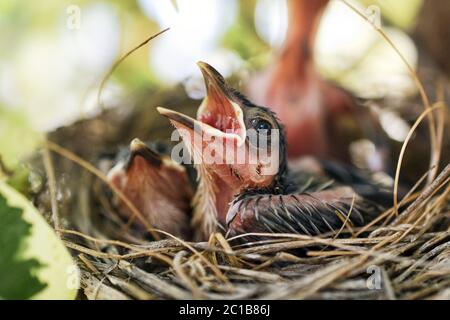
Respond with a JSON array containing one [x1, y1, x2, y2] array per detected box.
[[59, 170, 450, 300], [28, 13, 449, 298], [27, 82, 449, 300]]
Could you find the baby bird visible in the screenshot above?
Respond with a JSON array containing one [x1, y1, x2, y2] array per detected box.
[[158, 62, 392, 240]]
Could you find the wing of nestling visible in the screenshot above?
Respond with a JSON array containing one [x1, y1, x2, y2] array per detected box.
[[226, 186, 384, 238], [107, 139, 193, 239]]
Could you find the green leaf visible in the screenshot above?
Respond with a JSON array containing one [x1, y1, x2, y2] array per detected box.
[[0, 107, 42, 170], [0, 181, 78, 300], [0, 193, 46, 299]]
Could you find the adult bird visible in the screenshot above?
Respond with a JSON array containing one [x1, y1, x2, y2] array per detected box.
[[159, 62, 392, 241]]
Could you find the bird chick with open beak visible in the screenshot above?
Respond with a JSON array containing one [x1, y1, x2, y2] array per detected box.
[[159, 62, 390, 241], [107, 138, 193, 239]]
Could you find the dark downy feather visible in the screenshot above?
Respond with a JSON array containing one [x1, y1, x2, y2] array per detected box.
[[226, 187, 379, 239]]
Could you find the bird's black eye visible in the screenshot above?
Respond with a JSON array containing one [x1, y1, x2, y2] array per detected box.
[[251, 118, 272, 133]]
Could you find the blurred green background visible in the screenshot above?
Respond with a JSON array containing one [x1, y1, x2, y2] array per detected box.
[[0, 0, 423, 171]]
